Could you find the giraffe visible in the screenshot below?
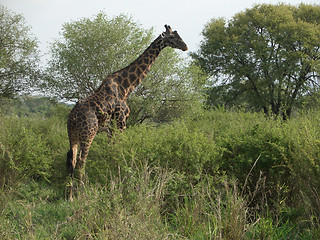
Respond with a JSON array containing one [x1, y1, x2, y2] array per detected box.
[[66, 25, 187, 200]]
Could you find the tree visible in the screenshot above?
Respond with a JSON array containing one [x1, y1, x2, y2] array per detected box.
[[46, 13, 205, 123], [46, 13, 153, 100], [192, 3, 320, 119], [0, 5, 40, 98]]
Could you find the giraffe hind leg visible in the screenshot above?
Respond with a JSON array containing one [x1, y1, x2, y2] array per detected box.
[[67, 144, 78, 175], [67, 148, 74, 201], [67, 144, 78, 201], [67, 149, 73, 174], [74, 139, 93, 184]]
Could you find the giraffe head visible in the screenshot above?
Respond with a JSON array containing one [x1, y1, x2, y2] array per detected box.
[[161, 25, 188, 51]]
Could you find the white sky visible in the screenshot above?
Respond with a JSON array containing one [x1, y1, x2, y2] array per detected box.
[[2, 0, 320, 61]]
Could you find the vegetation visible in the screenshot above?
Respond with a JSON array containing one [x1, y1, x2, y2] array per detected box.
[[1, 101, 320, 239], [192, 3, 320, 119], [1, 2, 320, 239], [45, 13, 153, 100], [0, 5, 41, 98]]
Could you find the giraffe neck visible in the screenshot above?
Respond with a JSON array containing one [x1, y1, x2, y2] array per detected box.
[[116, 35, 166, 99]]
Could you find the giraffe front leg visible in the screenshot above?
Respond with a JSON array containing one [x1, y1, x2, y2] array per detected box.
[[115, 102, 130, 132], [117, 116, 127, 132]]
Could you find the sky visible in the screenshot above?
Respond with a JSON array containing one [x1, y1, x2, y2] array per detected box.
[[2, 0, 320, 61]]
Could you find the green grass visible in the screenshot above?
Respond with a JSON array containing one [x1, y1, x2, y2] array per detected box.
[[1, 108, 320, 239]]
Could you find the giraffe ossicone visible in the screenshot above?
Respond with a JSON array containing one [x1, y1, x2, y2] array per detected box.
[[66, 25, 187, 201]]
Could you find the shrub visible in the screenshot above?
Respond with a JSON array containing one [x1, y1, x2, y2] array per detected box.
[[87, 121, 219, 185], [0, 114, 68, 187], [1, 107, 320, 238], [284, 111, 320, 224]]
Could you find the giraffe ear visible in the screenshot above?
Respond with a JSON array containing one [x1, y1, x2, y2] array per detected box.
[[164, 25, 173, 34]]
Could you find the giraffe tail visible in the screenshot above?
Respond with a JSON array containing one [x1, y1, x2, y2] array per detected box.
[[67, 149, 74, 175]]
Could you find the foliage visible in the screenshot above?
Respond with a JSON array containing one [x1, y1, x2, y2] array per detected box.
[[0, 103, 69, 187], [0, 96, 71, 117], [1, 104, 320, 238], [87, 119, 219, 188], [46, 13, 153, 100], [0, 5, 41, 98], [192, 3, 320, 119]]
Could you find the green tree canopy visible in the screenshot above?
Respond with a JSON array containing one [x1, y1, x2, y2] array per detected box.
[[192, 3, 320, 119], [46, 13, 153, 100], [46, 13, 205, 123], [0, 5, 40, 98]]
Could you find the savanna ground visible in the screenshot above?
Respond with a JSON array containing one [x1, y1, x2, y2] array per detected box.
[[1, 100, 320, 239]]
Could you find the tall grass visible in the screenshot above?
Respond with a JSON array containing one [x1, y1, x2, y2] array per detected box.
[[1, 108, 320, 239]]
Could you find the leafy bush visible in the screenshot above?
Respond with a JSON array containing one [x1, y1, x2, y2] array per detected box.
[[0, 113, 68, 187], [284, 111, 320, 224]]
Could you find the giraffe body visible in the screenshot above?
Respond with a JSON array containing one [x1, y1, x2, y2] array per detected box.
[[67, 25, 187, 200]]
